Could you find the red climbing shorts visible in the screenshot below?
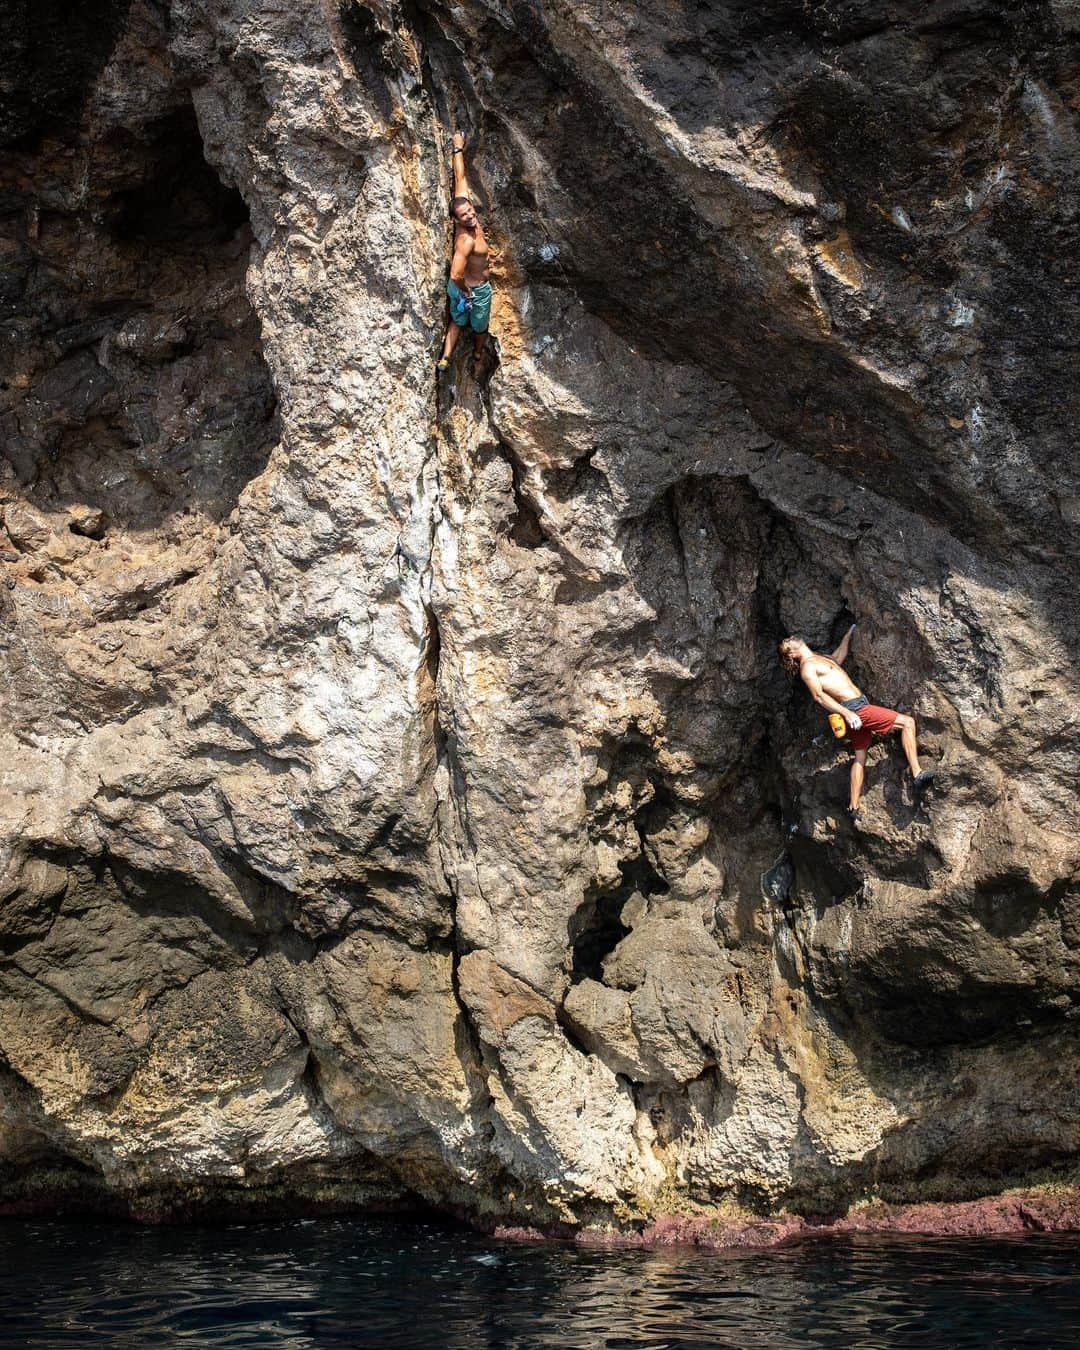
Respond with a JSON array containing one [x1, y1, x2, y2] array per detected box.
[[845, 697, 898, 751]]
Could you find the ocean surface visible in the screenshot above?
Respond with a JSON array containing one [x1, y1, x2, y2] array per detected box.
[[1, 1216, 1079, 1347]]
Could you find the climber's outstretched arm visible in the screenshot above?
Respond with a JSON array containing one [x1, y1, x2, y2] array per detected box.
[[451, 130, 472, 201], [831, 623, 856, 665]]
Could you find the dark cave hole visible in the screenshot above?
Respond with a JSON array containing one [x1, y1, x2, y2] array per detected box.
[[10, 90, 279, 530], [829, 606, 857, 648], [1, 0, 135, 151], [544, 446, 610, 511], [112, 106, 250, 246], [570, 890, 631, 984], [509, 479, 545, 548], [570, 852, 669, 983], [487, 440, 547, 549], [338, 0, 401, 74]]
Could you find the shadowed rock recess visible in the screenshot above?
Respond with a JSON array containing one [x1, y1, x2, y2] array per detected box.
[[1, 0, 1077, 1230]]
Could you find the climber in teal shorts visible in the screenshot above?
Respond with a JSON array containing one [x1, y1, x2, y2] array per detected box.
[[438, 129, 492, 373], [447, 275, 492, 334]]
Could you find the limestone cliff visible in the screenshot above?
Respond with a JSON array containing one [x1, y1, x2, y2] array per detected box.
[[1, 0, 1077, 1227]]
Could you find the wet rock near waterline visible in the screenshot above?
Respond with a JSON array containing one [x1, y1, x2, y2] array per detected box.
[[487, 1178, 1080, 1249], [0, 0, 1077, 1231]]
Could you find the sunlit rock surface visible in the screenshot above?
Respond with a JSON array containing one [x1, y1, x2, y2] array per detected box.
[[1, 0, 1077, 1226]]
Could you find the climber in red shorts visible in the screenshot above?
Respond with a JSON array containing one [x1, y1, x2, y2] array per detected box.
[[778, 626, 936, 821]]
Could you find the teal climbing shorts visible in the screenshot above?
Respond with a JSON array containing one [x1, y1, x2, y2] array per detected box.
[[447, 279, 491, 333]]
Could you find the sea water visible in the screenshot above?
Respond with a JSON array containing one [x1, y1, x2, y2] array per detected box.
[[2, 1216, 1079, 1347]]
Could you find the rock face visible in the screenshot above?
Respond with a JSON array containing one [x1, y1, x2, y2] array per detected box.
[[1, 0, 1077, 1226]]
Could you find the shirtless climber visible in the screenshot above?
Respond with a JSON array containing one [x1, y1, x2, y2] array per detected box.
[[778, 626, 936, 821], [437, 130, 492, 373]]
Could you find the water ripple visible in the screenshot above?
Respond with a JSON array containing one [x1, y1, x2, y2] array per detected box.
[[1, 1217, 1079, 1348]]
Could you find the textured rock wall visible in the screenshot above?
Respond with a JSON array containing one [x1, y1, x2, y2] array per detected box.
[[0, 0, 1077, 1225]]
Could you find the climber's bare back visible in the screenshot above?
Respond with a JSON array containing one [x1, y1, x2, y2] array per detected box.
[[800, 654, 861, 703]]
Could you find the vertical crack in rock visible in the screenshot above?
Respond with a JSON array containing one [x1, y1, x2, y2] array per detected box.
[[417, 413, 497, 1142], [271, 997, 325, 1122]]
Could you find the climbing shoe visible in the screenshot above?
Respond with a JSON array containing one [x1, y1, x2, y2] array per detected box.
[[845, 806, 860, 825], [436, 357, 450, 373], [913, 769, 937, 792]]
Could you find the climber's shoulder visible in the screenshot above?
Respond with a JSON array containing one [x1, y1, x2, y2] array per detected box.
[[799, 652, 834, 681]]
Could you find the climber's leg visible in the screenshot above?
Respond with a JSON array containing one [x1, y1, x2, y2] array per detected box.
[[440, 278, 473, 369], [891, 712, 936, 789], [469, 282, 491, 333], [890, 712, 923, 779], [439, 319, 463, 367], [849, 747, 867, 814], [467, 281, 492, 369]]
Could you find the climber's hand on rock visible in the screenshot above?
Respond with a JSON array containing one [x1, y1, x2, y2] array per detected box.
[[452, 130, 466, 151]]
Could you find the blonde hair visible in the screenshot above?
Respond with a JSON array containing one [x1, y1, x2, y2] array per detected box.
[[778, 637, 805, 676]]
